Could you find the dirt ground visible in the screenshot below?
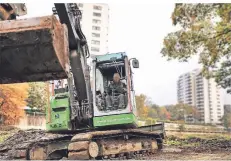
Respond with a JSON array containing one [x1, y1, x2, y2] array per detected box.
[[0, 126, 231, 160], [147, 134, 231, 160], [149, 150, 231, 160]]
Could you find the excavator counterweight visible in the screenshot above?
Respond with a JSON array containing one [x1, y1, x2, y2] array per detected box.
[[0, 15, 70, 84]]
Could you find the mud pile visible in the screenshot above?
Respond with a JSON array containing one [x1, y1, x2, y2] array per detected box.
[[168, 136, 231, 153], [0, 130, 46, 159]]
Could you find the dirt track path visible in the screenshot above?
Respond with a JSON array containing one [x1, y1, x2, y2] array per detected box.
[[148, 148, 231, 160]]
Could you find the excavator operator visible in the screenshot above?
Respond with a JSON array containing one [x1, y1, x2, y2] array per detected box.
[[106, 73, 127, 110]]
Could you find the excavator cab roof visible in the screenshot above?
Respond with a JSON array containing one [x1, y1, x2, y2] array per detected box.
[[92, 52, 127, 63]]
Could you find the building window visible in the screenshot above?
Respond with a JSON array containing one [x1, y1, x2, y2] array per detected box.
[[92, 19, 101, 24], [92, 26, 100, 31], [92, 33, 100, 37], [78, 3, 83, 7], [91, 40, 100, 45], [93, 5, 102, 10], [93, 12, 101, 17], [91, 47, 100, 52]]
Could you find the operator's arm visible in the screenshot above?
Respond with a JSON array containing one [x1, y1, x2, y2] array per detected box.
[[106, 82, 112, 95], [121, 83, 127, 94], [116, 82, 126, 94]]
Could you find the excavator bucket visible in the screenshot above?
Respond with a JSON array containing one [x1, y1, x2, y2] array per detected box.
[[0, 15, 70, 84]]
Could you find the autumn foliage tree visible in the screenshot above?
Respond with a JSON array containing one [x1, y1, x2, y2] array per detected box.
[[135, 94, 200, 124], [159, 106, 171, 120], [161, 4, 231, 93], [135, 94, 148, 118], [135, 94, 157, 125], [0, 83, 29, 125]]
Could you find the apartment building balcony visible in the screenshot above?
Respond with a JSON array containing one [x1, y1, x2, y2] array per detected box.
[[196, 100, 204, 103], [185, 93, 192, 97], [196, 102, 204, 106], [196, 95, 204, 100], [196, 79, 203, 83], [196, 96, 204, 100], [197, 107, 204, 111], [196, 90, 204, 94], [196, 81, 203, 85], [186, 97, 192, 101], [196, 84, 204, 88], [185, 92, 192, 96]]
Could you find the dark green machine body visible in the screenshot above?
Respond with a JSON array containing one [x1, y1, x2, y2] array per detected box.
[[46, 92, 71, 131]]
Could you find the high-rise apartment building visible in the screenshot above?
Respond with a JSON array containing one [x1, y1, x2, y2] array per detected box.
[[177, 69, 224, 124], [177, 72, 195, 107], [77, 3, 109, 55]]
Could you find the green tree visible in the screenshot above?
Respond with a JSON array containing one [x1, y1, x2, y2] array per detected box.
[[222, 112, 231, 130], [151, 104, 160, 116], [161, 4, 231, 92], [159, 106, 171, 120], [147, 108, 158, 118], [27, 82, 48, 111], [179, 124, 186, 132], [165, 103, 199, 122], [167, 105, 182, 121]]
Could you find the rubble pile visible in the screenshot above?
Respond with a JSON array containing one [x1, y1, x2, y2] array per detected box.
[[0, 130, 46, 159], [168, 135, 231, 152]]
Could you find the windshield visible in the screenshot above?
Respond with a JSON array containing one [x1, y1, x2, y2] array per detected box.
[[95, 65, 128, 112]]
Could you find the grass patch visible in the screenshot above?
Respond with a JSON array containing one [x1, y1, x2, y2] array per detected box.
[[165, 138, 200, 147], [0, 134, 11, 143], [0, 126, 19, 143], [167, 131, 231, 140], [184, 133, 231, 140], [165, 140, 182, 146]]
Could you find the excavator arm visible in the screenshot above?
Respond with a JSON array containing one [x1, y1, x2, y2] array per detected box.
[[53, 3, 91, 102]]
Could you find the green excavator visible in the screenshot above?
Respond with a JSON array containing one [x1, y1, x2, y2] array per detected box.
[[0, 3, 165, 160]]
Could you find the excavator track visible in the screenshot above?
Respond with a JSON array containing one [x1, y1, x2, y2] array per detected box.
[[0, 130, 73, 160], [0, 129, 163, 160], [67, 129, 163, 160]]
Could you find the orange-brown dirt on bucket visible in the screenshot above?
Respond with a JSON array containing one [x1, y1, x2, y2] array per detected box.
[[0, 15, 70, 84]]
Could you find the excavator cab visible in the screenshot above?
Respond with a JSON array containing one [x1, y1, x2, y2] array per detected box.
[[94, 61, 127, 111], [92, 52, 140, 128]]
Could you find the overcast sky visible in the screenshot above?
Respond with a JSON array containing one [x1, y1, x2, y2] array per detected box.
[[21, 2, 231, 105]]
